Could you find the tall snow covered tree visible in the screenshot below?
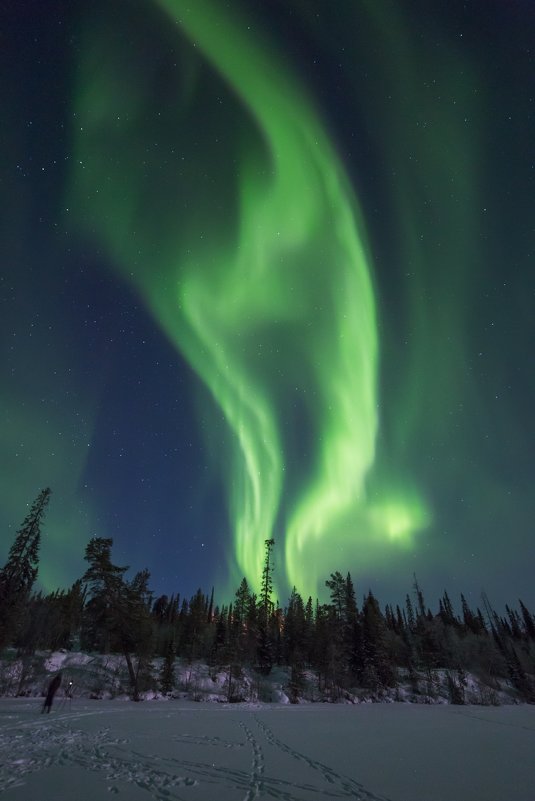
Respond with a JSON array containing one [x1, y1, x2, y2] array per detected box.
[[0, 488, 51, 649]]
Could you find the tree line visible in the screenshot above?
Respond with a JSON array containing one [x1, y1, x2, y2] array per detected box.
[[1, 489, 534, 702]]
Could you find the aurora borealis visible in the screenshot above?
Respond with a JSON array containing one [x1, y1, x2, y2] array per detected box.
[[1, 0, 533, 607]]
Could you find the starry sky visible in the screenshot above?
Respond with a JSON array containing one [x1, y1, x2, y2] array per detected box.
[[1, 0, 533, 610]]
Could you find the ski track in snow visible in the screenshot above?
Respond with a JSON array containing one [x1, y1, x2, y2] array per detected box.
[[0, 715, 196, 799], [0, 705, 392, 801], [252, 715, 390, 801], [451, 708, 535, 733]]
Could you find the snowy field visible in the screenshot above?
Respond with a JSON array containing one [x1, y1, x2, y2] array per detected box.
[[1, 699, 534, 801]]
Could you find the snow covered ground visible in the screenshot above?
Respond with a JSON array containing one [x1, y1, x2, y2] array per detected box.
[[1, 698, 534, 801]]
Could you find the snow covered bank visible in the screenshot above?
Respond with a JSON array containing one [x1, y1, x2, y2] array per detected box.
[[0, 650, 523, 706]]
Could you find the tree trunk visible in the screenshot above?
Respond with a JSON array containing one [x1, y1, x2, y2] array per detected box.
[[123, 649, 139, 701]]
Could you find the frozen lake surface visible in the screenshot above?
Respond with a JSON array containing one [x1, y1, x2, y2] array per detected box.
[[1, 699, 534, 800]]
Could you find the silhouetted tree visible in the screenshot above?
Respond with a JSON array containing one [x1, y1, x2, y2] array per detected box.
[[0, 488, 51, 649], [81, 538, 154, 700], [160, 639, 176, 694], [362, 591, 396, 690], [519, 600, 535, 641], [256, 539, 275, 674], [81, 537, 128, 653]]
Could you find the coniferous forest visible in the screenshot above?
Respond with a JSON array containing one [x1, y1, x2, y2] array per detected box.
[[1, 489, 534, 704]]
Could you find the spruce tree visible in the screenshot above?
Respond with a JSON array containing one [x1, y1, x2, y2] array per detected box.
[[519, 600, 535, 641], [256, 539, 275, 674], [210, 606, 228, 667], [362, 591, 396, 690], [283, 587, 306, 665], [405, 594, 415, 629], [123, 569, 155, 688], [0, 488, 51, 649], [440, 591, 456, 626], [413, 574, 427, 620], [258, 539, 275, 625], [288, 659, 306, 703], [303, 596, 315, 664], [234, 578, 252, 628], [325, 571, 351, 691], [343, 574, 364, 681], [160, 640, 176, 694], [229, 578, 252, 667]]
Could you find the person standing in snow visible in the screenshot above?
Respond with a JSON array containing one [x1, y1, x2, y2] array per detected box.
[[42, 672, 62, 713]]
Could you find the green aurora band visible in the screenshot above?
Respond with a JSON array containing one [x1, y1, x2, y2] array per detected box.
[[69, 0, 429, 597]]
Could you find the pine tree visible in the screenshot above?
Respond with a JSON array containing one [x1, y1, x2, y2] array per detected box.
[[461, 593, 484, 634], [258, 539, 275, 625], [519, 600, 535, 641], [17, 580, 85, 654], [312, 602, 332, 693], [405, 594, 415, 629], [413, 574, 427, 619], [505, 645, 535, 702], [343, 574, 364, 681], [283, 587, 306, 664], [446, 669, 465, 704], [324, 571, 360, 689], [325, 571, 345, 620], [0, 488, 51, 649], [256, 539, 275, 674], [362, 591, 396, 691], [303, 596, 315, 664], [440, 591, 456, 626], [183, 588, 209, 661], [234, 578, 251, 627], [81, 538, 154, 700], [81, 537, 128, 653], [152, 594, 170, 624], [207, 587, 214, 623], [210, 606, 228, 668], [160, 640, 176, 694], [324, 571, 346, 687], [229, 578, 252, 667], [288, 659, 306, 703]]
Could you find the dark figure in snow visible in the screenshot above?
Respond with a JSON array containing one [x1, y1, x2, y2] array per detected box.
[[42, 672, 62, 713]]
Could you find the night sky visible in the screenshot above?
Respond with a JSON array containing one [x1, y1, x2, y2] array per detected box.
[[1, 0, 533, 610]]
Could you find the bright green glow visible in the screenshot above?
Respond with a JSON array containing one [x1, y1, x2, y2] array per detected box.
[[369, 495, 431, 543], [69, 0, 429, 598]]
